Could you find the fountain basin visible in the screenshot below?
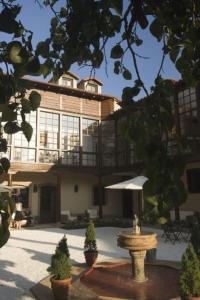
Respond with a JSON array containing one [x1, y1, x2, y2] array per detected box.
[[117, 231, 157, 283], [117, 231, 157, 251]]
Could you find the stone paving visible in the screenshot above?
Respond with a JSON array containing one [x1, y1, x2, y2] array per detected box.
[[0, 226, 187, 299]]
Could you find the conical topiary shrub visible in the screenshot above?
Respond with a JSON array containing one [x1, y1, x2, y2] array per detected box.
[[190, 217, 200, 259], [84, 220, 98, 266], [179, 243, 200, 299], [57, 234, 70, 258], [48, 235, 72, 300]]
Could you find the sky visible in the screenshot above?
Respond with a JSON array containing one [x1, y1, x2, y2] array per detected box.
[[2, 0, 181, 100]]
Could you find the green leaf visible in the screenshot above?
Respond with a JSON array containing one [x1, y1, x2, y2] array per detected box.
[[7, 41, 23, 64], [114, 61, 121, 74], [4, 122, 21, 134], [176, 56, 189, 73], [158, 217, 167, 224], [0, 139, 7, 152], [0, 8, 20, 34], [135, 38, 143, 46], [146, 195, 158, 206], [1, 107, 17, 122], [29, 91, 41, 110], [169, 47, 180, 63], [149, 18, 163, 41], [21, 121, 33, 142], [92, 50, 103, 68], [0, 157, 10, 172], [25, 56, 41, 75], [40, 63, 51, 78], [21, 98, 31, 113], [110, 44, 123, 59], [36, 41, 49, 59], [60, 7, 68, 18], [110, 0, 123, 15], [51, 17, 58, 28], [123, 69, 132, 80], [122, 86, 140, 101]]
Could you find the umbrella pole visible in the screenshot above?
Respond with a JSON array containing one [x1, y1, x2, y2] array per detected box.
[[138, 190, 143, 222]]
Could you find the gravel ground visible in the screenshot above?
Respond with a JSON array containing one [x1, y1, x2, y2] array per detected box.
[[0, 226, 187, 300]]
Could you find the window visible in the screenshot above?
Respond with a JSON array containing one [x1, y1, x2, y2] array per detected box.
[[86, 83, 98, 93], [82, 119, 98, 152], [102, 120, 115, 166], [39, 150, 58, 163], [178, 87, 198, 136], [93, 186, 106, 205], [187, 168, 200, 193], [40, 111, 59, 149], [62, 115, 80, 151], [13, 148, 35, 162], [14, 111, 36, 147], [62, 77, 73, 88]]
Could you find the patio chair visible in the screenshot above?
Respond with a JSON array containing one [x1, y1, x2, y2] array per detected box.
[[85, 208, 98, 220], [162, 221, 181, 244], [61, 210, 77, 223]]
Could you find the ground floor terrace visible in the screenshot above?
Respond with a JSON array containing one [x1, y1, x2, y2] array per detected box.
[[0, 160, 200, 223], [0, 225, 188, 300]]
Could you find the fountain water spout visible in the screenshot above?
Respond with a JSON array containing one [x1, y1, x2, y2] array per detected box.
[[133, 214, 140, 235]]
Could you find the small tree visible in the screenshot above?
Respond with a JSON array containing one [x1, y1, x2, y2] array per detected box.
[[191, 220, 200, 259], [179, 243, 200, 298], [49, 252, 71, 280], [84, 221, 97, 253], [48, 235, 71, 280], [57, 234, 70, 258]]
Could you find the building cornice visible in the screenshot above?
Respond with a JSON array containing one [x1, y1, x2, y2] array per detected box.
[[21, 77, 120, 102]]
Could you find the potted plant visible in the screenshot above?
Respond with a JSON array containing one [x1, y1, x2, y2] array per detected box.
[[48, 235, 72, 300], [190, 216, 200, 259], [84, 220, 98, 266], [179, 243, 200, 300]]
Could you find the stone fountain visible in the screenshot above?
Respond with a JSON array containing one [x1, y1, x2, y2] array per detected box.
[[117, 214, 157, 283]]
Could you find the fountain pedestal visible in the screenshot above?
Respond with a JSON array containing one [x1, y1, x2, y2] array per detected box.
[[118, 231, 157, 283], [129, 250, 147, 282]]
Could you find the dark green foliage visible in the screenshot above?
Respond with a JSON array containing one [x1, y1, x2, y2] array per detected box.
[[179, 243, 200, 297], [190, 213, 200, 258], [57, 235, 70, 258], [49, 252, 71, 280], [0, 193, 15, 248], [84, 221, 97, 253], [48, 235, 71, 280]]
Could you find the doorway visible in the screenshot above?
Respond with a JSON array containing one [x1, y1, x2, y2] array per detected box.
[[40, 186, 57, 223], [122, 190, 133, 218]]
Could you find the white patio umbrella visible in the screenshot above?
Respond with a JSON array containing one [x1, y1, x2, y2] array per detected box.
[[105, 176, 148, 219], [105, 176, 148, 190], [0, 184, 13, 193]]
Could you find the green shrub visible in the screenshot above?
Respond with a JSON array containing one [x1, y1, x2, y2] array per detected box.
[[84, 220, 97, 252], [57, 234, 70, 257], [179, 243, 200, 297], [190, 215, 200, 258], [48, 235, 71, 280]]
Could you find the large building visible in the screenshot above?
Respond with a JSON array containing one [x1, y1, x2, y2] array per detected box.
[[0, 73, 200, 223]]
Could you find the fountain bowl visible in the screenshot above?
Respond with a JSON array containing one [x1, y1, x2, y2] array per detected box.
[[117, 231, 157, 251]]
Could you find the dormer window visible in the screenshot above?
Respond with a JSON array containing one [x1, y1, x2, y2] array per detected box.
[[56, 72, 79, 88], [86, 83, 98, 93], [62, 77, 73, 88], [77, 77, 103, 93]]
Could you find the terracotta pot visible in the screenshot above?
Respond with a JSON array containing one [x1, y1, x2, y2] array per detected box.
[[84, 251, 98, 267], [51, 277, 72, 300]]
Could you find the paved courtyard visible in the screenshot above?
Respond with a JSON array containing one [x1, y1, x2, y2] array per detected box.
[[0, 226, 187, 300]]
